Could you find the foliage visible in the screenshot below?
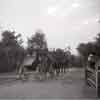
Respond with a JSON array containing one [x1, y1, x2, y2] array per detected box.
[[27, 30, 47, 55], [77, 33, 100, 66], [0, 30, 25, 72], [69, 55, 83, 68]]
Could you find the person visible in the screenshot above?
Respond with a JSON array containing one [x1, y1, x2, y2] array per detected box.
[[88, 53, 95, 69], [85, 53, 95, 83]]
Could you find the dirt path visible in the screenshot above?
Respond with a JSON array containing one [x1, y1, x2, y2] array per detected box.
[[0, 68, 97, 99]]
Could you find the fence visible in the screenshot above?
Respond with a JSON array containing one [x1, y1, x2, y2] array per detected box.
[[85, 60, 100, 97]]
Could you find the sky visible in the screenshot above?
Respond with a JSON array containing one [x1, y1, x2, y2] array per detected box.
[[0, 0, 100, 54]]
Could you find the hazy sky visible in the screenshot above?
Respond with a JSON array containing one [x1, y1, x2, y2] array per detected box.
[[0, 0, 100, 54]]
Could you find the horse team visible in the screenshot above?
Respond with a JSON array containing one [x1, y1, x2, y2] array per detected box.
[[18, 49, 70, 80]]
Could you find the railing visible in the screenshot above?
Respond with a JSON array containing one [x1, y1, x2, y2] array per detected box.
[[85, 64, 100, 97]]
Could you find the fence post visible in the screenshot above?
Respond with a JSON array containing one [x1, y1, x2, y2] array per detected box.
[[97, 70, 100, 97]]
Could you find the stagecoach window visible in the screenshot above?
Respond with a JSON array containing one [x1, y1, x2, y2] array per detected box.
[[98, 66, 100, 70]]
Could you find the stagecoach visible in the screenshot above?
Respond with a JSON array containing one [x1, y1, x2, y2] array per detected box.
[[18, 55, 36, 79], [17, 49, 52, 80], [17, 49, 69, 80]]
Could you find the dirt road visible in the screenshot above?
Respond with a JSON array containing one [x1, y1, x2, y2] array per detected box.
[[0, 68, 97, 99]]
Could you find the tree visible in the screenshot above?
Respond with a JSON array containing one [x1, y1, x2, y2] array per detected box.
[[77, 43, 90, 66], [0, 30, 25, 72], [94, 33, 100, 56], [76, 19, 100, 67], [69, 55, 83, 68], [77, 34, 100, 67], [27, 29, 48, 55]]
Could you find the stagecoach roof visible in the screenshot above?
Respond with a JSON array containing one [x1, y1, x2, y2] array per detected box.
[[23, 56, 35, 66]]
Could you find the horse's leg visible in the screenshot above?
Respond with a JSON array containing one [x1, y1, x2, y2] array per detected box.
[[58, 64, 60, 77], [64, 64, 66, 73], [62, 64, 64, 73], [18, 65, 23, 79], [61, 64, 63, 74], [38, 64, 42, 80], [50, 63, 53, 79], [56, 64, 58, 76], [59, 64, 61, 75], [54, 63, 57, 76], [60, 64, 61, 73], [58, 64, 60, 76], [56, 63, 59, 77], [64, 65, 65, 73], [63, 64, 65, 73], [61, 64, 62, 74], [59, 64, 61, 74], [55, 63, 57, 76]]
